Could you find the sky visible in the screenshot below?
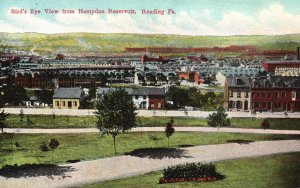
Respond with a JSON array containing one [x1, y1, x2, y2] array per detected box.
[[0, 0, 300, 35]]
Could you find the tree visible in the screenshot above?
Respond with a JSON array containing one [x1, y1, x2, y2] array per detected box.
[[207, 106, 230, 143], [261, 119, 270, 140], [0, 109, 8, 133], [26, 115, 33, 126], [48, 138, 59, 163], [96, 88, 137, 155], [19, 109, 24, 122], [3, 77, 27, 105], [88, 84, 96, 99], [0, 92, 9, 133], [165, 118, 175, 148], [38, 88, 54, 104], [166, 86, 189, 108]]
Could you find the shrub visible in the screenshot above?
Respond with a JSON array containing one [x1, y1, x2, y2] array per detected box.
[[48, 139, 59, 150], [39, 141, 49, 151], [160, 162, 224, 183]]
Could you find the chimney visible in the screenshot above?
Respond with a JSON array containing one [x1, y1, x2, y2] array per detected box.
[[298, 47, 300, 60]]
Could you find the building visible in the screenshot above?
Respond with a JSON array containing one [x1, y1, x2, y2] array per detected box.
[[275, 67, 300, 77], [262, 59, 300, 73], [224, 76, 251, 112], [216, 67, 262, 86], [52, 87, 84, 109], [97, 87, 165, 110], [251, 76, 300, 112], [14, 69, 135, 88]]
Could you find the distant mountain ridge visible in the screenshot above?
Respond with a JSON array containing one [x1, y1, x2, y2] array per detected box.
[[0, 32, 300, 55]]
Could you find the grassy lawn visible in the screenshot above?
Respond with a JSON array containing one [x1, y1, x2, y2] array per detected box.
[[6, 114, 300, 130], [0, 132, 299, 168], [83, 152, 300, 188]]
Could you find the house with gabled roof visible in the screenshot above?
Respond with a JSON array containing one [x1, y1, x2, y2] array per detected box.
[[52, 87, 84, 109], [97, 87, 165, 110]]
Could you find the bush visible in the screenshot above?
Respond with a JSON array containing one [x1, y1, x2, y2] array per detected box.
[[39, 141, 49, 151], [48, 139, 59, 150], [160, 162, 224, 183]]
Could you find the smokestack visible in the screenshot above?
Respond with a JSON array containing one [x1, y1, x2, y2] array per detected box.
[[298, 47, 300, 60]]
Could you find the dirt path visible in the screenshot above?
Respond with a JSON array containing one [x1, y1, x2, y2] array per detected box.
[[0, 140, 299, 188]]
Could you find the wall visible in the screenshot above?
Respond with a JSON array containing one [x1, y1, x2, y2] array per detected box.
[[53, 98, 80, 109]]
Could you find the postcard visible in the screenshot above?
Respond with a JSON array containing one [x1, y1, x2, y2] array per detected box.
[[0, 0, 300, 188]]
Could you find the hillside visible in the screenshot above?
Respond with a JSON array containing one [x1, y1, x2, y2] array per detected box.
[[0, 32, 300, 55]]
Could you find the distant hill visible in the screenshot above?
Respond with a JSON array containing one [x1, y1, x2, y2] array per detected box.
[[0, 32, 300, 55]]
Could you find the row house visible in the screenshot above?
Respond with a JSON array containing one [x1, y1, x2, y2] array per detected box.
[[216, 67, 262, 86], [134, 71, 178, 86], [224, 76, 300, 112], [13, 69, 135, 88], [224, 77, 251, 112], [251, 77, 300, 112], [97, 87, 165, 110]]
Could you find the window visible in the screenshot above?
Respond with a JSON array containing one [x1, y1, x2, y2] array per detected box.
[[143, 95, 146, 100], [158, 103, 161, 109], [230, 91, 233, 97], [135, 95, 138, 99], [236, 101, 242, 109], [244, 101, 248, 110], [268, 102, 272, 109], [56, 101, 59, 106], [275, 92, 279, 98], [256, 92, 260, 98], [262, 102, 266, 108], [255, 102, 260, 108], [62, 101, 66, 106], [73, 101, 77, 107], [282, 91, 286, 98], [229, 101, 235, 109], [267, 92, 271, 98], [237, 91, 241, 98], [261, 92, 266, 98], [244, 92, 249, 98]]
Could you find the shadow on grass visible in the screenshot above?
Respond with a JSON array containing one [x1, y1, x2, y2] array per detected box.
[[178, 144, 194, 148], [0, 163, 75, 179], [125, 147, 191, 159], [226, 139, 254, 144]]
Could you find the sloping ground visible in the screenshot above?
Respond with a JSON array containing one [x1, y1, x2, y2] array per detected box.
[[1, 32, 300, 54], [0, 140, 299, 188]]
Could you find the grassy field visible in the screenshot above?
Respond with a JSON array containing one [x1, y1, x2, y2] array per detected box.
[[1, 32, 300, 54], [83, 153, 300, 188], [5, 114, 300, 130], [0, 132, 299, 168]]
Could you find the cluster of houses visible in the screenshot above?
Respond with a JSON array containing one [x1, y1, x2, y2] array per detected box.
[[224, 76, 300, 112], [1, 48, 300, 112], [52, 87, 165, 110]]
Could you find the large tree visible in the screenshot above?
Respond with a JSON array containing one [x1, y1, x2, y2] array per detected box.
[[96, 88, 137, 154], [207, 106, 230, 143], [37, 88, 54, 104], [0, 89, 8, 133], [166, 86, 189, 108]]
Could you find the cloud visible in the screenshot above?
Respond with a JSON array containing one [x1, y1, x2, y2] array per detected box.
[[259, 4, 300, 35], [1, 4, 300, 35]]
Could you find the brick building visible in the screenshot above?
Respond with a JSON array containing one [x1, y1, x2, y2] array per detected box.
[[251, 76, 300, 112]]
